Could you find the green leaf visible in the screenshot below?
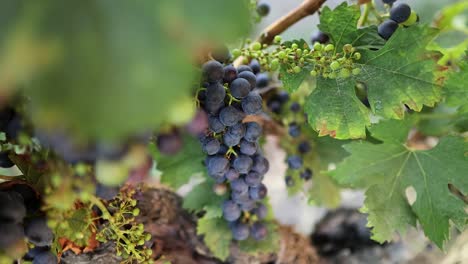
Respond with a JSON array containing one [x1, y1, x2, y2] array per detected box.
[[279, 39, 312, 93], [444, 55, 468, 110], [0, 0, 250, 140], [305, 77, 370, 139], [183, 179, 226, 212], [156, 135, 205, 189], [197, 214, 232, 261], [308, 173, 341, 208], [332, 119, 468, 248]]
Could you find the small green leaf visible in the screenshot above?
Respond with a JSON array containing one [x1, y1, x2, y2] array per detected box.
[[197, 215, 232, 261], [280, 64, 312, 93]]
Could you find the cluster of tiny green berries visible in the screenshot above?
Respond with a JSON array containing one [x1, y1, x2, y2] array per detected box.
[[232, 37, 362, 79]]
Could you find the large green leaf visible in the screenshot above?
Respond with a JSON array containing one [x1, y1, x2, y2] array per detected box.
[[0, 0, 250, 140], [183, 179, 226, 212], [197, 213, 232, 261], [332, 119, 468, 248]]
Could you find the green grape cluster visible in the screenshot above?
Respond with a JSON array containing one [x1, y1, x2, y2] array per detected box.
[[233, 38, 362, 80], [94, 188, 152, 264]]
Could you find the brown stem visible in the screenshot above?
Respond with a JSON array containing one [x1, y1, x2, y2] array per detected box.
[[257, 0, 327, 44]]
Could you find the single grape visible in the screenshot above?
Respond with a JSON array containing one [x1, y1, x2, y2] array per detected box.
[[6, 115, 22, 140], [300, 168, 313, 180], [156, 131, 182, 155], [249, 59, 261, 74], [288, 122, 301, 138], [202, 60, 224, 83], [206, 82, 226, 105], [223, 131, 242, 147], [212, 45, 231, 64], [230, 178, 249, 193], [251, 204, 268, 220], [222, 200, 241, 221], [267, 100, 282, 114], [277, 91, 290, 103], [298, 141, 311, 154], [231, 222, 250, 241], [206, 156, 230, 177], [0, 191, 26, 223], [0, 151, 14, 168], [252, 155, 269, 175], [33, 250, 58, 264], [231, 189, 250, 203], [249, 184, 267, 200], [240, 140, 258, 156], [256, 73, 269, 88], [202, 137, 221, 155], [251, 222, 268, 240], [241, 92, 263, 115], [390, 3, 411, 23], [227, 123, 246, 138], [256, 2, 270, 17], [0, 222, 24, 250], [24, 246, 49, 261], [208, 115, 225, 133], [245, 171, 262, 187], [24, 217, 54, 247], [289, 102, 301, 113], [238, 71, 257, 90], [239, 199, 256, 211], [237, 65, 253, 73], [378, 20, 399, 40], [223, 65, 238, 84], [233, 155, 253, 174], [244, 122, 262, 142], [310, 31, 330, 44], [224, 168, 240, 181], [8, 184, 40, 214], [287, 156, 302, 170], [285, 175, 294, 187], [219, 106, 245, 126], [230, 78, 251, 99]]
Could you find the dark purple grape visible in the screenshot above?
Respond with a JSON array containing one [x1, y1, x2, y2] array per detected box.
[[256, 2, 270, 17], [24, 217, 54, 247], [244, 122, 262, 142], [233, 155, 253, 174], [311, 31, 330, 44], [6, 116, 22, 140], [208, 115, 225, 133], [298, 141, 311, 154], [206, 82, 226, 105], [231, 189, 250, 203], [378, 20, 398, 40], [277, 91, 290, 103], [252, 155, 269, 175], [238, 71, 256, 90], [219, 106, 245, 126], [230, 178, 249, 193], [287, 156, 302, 170], [202, 60, 224, 83], [217, 144, 229, 155], [252, 204, 268, 220], [205, 101, 224, 115], [9, 184, 40, 214], [382, 0, 396, 4], [256, 73, 269, 88], [206, 156, 230, 177], [156, 131, 182, 155], [288, 122, 301, 138], [202, 137, 221, 155], [230, 78, 251, 99], [249, 184, 267, 200], [227, 123, 246, 138], [240, 140, 258, 156], [390, 3, 411, 23], [0, 191, 26, 223], [289, 102, 301, 113], [241, 92, 263, 115], [0, 222, 24, 250], [33, 250, 58, 264], [267, 100, 282, 114], [237, 65, 252, 73], [223, 65, 238, 83], [224, 168, 240, 181], [300, 168, 313, 180], [249, 59, 261, 74], [251, 222, 268, 240], [186, 110, 209, 136], [231, 222, 250, 241], [285, 176, 294, 187], [24, 246, 48, 261], [212, 45, 231, 63], [239, 199, 256, 211], [223, 131, 241, 147], [0, 151, 14, 168], [245, 171, 262, 187], [222, 200, 241, 221]]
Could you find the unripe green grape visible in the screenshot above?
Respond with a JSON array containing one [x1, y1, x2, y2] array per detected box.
[[320, 57, 326, 63], [251, 42, 262, 51], [293, 66, 301, 73], [146, 249, 153, 256], [343, 44, 353, 53], [291, 43, 298, 50], [340, 68, 351, 78], [322, 73, 329, 78], [270, 59, 280, 70], [402, 10, 418, 26], [313, 42, 323, 51], [145, 233, 152, 241], [278, 51, 286, 59], [296, 49, 302, 56], [329, 72, 337, 79], [138, 239, 145, 246], [232, 49, 241, 58], [352, 68, 361, 75], [324, 44, 335, 52], [330, 61, 340, 70], [353, 52, 361, 60], [310, 70, 317, 77], [130, 200, 137, 206], [274, 35, 282, 44], [133, 208, 140, 216]]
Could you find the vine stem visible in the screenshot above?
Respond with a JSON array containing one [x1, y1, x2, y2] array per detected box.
[[357, 2, 371, 27], [234, 0, 327, 66]]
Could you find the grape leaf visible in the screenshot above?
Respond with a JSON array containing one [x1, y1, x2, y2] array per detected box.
[[444, 54, 468, 111], [280, 39, 312, 92], [155, 135, 205, 189], [332, 119, 468, 248], [183, 179, 225, 212], [197, 213, 232, 261]]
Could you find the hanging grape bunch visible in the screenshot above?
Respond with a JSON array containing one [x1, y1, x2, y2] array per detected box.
[[197, 59, 270, 241]]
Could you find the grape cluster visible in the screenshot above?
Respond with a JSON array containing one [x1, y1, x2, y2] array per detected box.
[[0, 184, 57, 264], [378, 2, 418, 40], [266, 91, 313, 187], [198, 60, 270, 241]]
